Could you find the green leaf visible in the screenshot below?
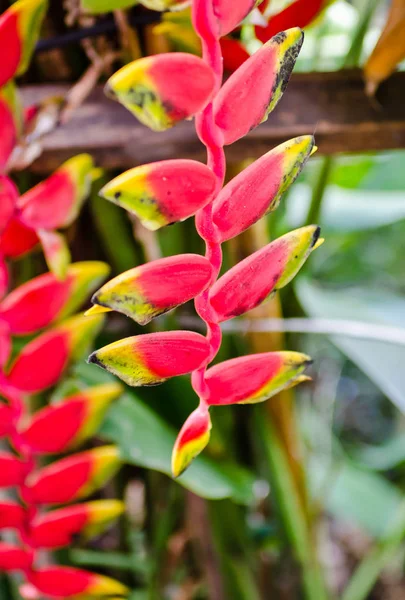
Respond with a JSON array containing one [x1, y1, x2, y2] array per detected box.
[[326, 461, 403, 538], [76, 363, 255, 504], [352, 433, 405, 471], [296, 279, 405, 413], [81, 0, 138, 13]]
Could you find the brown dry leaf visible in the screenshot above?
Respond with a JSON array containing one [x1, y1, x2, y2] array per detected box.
[[364, 0, 405, 96]]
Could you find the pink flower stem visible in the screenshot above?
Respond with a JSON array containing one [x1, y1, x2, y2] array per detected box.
[[191, 0, 225, 407]]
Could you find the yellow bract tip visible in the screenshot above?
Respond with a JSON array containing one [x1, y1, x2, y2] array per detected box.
[[84, 304, 112, 316], [310, 145, 318, 156], [313, 237, 325, 250]]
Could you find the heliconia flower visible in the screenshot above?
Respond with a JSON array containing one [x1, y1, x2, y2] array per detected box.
[[25, 446, 121, 505], [0, 501, 25, 531], [211, 136, 315, 242], [172, 405, 211, 477], [0, 83, 22, 171], [220, 38, 250, 72], [105, 53, 215, 131], [28, 566, 129, 599], [99, 159, 216, 231], [0, 403, 14, 437], [0, 0, 48, 87], [0, 262, 109, 335], [7, 313, 104, 393], [19, 383, 122, 454], [256, 0, 325, 44], [0, 543, 32, 572], [0, 452, 27, 488], [30, 500, 125, 549], [89, 254, 212, 325], [209, 225, 321, 321], [205, 352, 312, 405], [0, 176, 18, 234], [88, 331, 210, 387], [18, 154, 95, 231], [213, 28, 304, 145]]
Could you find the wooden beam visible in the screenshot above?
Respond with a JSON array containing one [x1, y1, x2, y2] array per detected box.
[[22, 69, 405, 173]]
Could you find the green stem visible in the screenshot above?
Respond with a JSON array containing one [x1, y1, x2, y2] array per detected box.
[[342, 501, 405, 600], [305, 155, 333, 226]]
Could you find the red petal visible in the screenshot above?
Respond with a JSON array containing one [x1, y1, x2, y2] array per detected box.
[[29, 567, 128, 598], [7, 328, 70, 393], [92, 254, 213, 325], [209, 226, 320, 321], [19, 171, 74, 229], [256, 0, 324, 43], [30, 505, 88, 549], [220, 38, 250, 72], [0, 259, 9, 301], [205, 352, 311, 405], [212, 136, 314, 242], [0, 10, 21, 87], [89, 331, 210, 387], [0, 452, 27, 488], [20, 400, 86, 454], [213, 0, 256, 36], [0, 501, 25, 530], [172, 406, 211, 477], [0, 543, 31, 572], [0, 176, 18, 235], [0, 216, 38, 258], [213, 28, 304, 145], [0, 402, 14, 437]]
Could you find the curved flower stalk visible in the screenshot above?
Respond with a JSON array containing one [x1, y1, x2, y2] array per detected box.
[[89, 0, 322, 478], [0, 263, 128, 599]]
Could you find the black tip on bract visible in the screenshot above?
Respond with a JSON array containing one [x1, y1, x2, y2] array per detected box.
[[311, 226, 321, 248], [87, 351, 102, 367]]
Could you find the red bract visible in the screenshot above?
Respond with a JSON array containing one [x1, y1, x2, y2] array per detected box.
[[89, 331, 211, 386], [0, 452, 27, 487], [25, 446, 121, 505], [0, 501, 25, 530], [211, 0, 256, 36], [211, 136, 315, 242], [0, 83, 22, 171], [106, 53, 215, 131], [213, 28, 304, 145], [0, 543, 31, 572], [29, 566, 129, 598], [205, 352, 311, 405], [90, 254, 213, 325], [100, 159, 216, 230], [256, 0, 326, 43], [209, 226, 321, 321], [7, 314, 104, 393], [0, 403, 14, 437]]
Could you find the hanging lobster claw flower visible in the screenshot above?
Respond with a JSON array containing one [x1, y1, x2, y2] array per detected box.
[[0, 543, 32, 572], [105, 53, 215, 131], [172, 405, 211, 477], [99, 159, 216, 231], [0, 261, 109, 335], [0, 0, 48, 87], [212, 136, 315, 242], [213, 28, 304, 145], [256, 0, 326, 44], [90, 254, 212, 325], [20, 383, 122, 454], [209, 226, 321, 321], [7, 313, 104, 393], [30, 500, 124, 549], [88, 331, 210, 387], [0, 83, 22, 172], [25, 446, 121, 505], [28, 566, 129, 599], [0, 452, 27, 488], [205, 352, 311, 405], [0, 501, 25, 531], [18, 155, 95, 231]]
